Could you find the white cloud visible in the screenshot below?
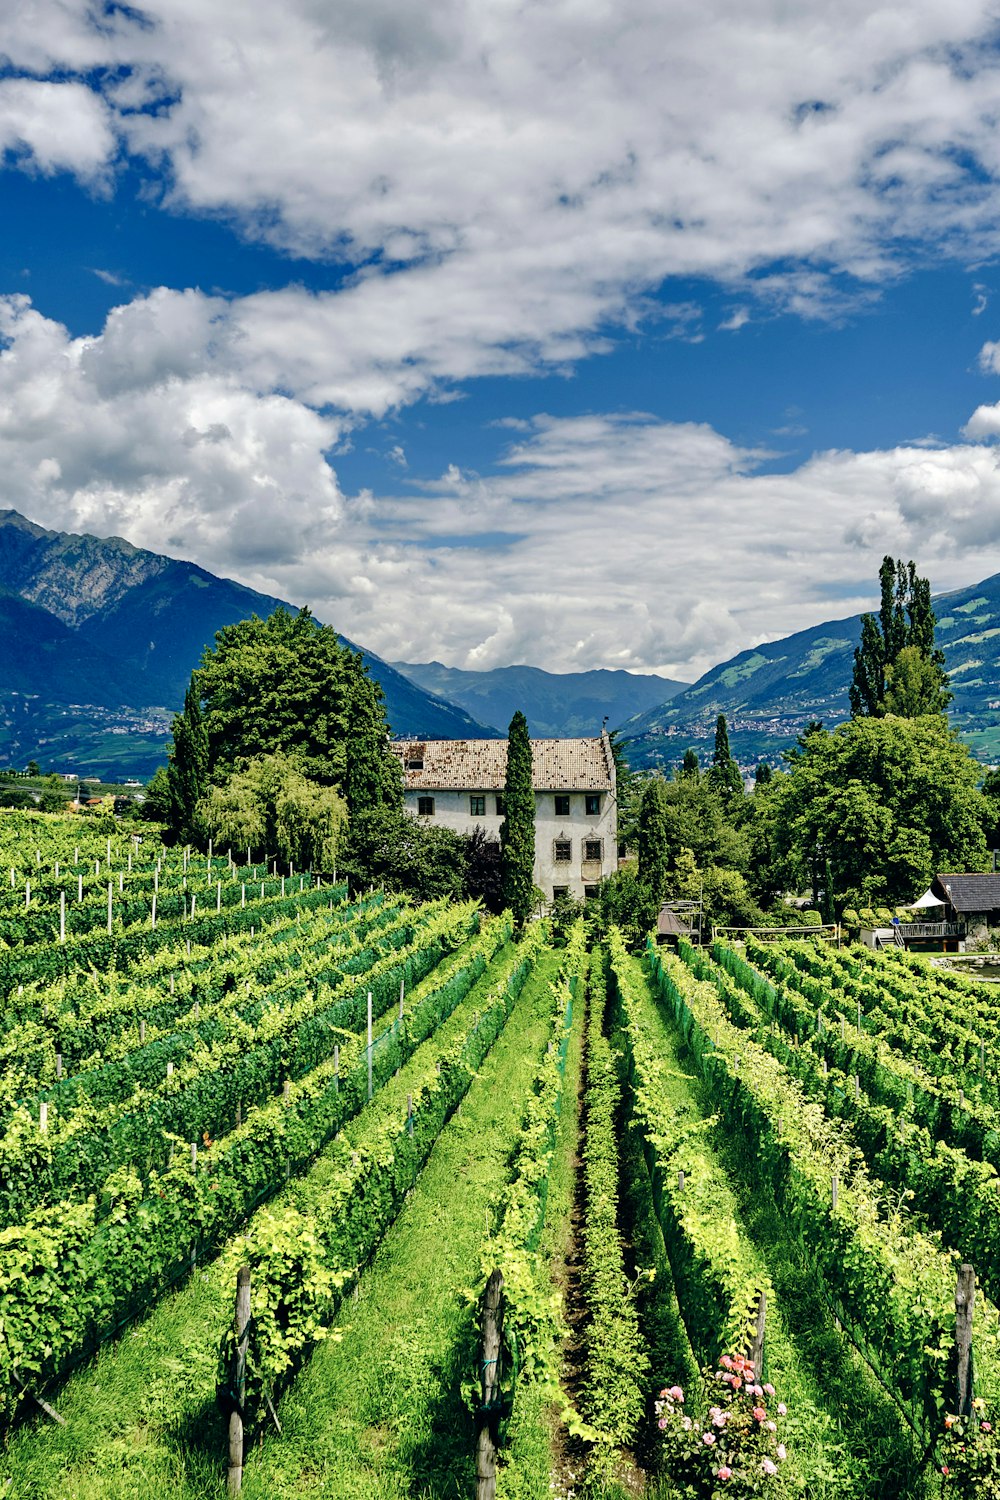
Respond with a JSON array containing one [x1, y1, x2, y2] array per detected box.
[[3, 0, 1000, 392]]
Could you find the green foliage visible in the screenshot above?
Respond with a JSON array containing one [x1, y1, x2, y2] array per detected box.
[[500, 710, 536, 929], [198, 753, 348, 872], [581, 953, 648, 1465], [708, 713, 744, 802], [850, 555, 951, 719], [939, 1402, 1000, 1499], [680, 747, 700, 778], [776, 714, 988, 907], [637, 776, 670, 923], [167, 678, 208, 843], [343, 651, 402, 817], [339, 804, 467, 902], [654, 1359, 791, 1497]]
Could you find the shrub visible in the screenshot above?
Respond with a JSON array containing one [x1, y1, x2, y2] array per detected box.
[[655, 1354, 790, 1496]]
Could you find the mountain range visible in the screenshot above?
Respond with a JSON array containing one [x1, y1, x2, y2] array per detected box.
[[0, 510, 496, 777], [619, 574, 1000, 771], [389, 660, 684, 739]]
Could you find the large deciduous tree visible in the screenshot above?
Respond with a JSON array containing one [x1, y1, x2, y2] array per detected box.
[[850, 556, 951, 719], [778, 715, 987, 907], [198, 753, 348, 871], [499, 710, 536, 928]]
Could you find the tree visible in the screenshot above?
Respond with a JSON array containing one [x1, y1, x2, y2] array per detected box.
[[708, 714, 743, 801], [754, 762, 773, 786], [849, 556, 951, 718], [339, 806, 466, 903], [779, 715, 987, 908], [141, 766, 173, 823], [343, 652, 402, 817], [196, 607, 377, 788], [464, 826, 503, 913], [637, 777, 669, 922], [680, 748, 700, 778], [198, 753, 348, 871], [167, 678, 209, 842], [499, 710, 535, 927]]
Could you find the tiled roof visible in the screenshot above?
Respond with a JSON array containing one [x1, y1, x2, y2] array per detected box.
[[391, 736, 614, 791], [932, 873, 1000, 913]]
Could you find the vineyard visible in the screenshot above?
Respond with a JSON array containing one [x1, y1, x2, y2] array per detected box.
[[2, 810, 1000, 1498]]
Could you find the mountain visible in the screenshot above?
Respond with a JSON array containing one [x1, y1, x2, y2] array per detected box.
[[620, 573, 1000, 771], [0, 510, 497, 777], [390, 660, 686, 739]]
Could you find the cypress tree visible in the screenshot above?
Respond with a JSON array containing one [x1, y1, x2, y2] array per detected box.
[[680, 747, 700, 778], [167, 678, 208, 842], [708, 713, 743, 800], [499, 710, 535, 928]]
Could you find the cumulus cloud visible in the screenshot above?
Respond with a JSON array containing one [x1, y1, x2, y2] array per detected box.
[[4, 0, 1000, 381]]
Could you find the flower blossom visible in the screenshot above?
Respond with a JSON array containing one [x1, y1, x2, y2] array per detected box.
[[716, 1467, 732, 1481], [762, 1458, 778, 1476], [669, 1386, 684, 1403], [703, 1432, 717, 1446], [777, 1403, 787, 1416], [763, 1383, 775, 1396], [983, 1421, 993, 1433], [753, 1407, 767, 1422], [777, 1445, 786, 1461]]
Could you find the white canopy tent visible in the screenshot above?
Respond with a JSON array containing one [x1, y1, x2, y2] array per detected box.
[[908, 888, 946, 910]]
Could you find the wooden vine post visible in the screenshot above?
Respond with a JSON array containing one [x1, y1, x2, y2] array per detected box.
[[955, 1263, 976, 1418], [476, 1269, 505, 1500], [748, 1288, 766, 1371], [228, 1266, 252, 1495]]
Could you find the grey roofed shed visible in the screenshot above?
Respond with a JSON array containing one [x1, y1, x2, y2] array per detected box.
[[931, 873, 1000, 914]]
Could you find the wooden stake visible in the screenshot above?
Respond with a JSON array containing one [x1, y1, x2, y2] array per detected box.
[[476, 1269, 504, 1500], [747, 1288, 766, 1371], [367, 991, 374, 1100], [956, 1263, 976, 1417], [59, 889, 65, 944], [227, 1267, 252, 1494]]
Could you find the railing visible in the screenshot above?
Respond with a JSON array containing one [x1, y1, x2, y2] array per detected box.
[[895, 922, 965, 939]]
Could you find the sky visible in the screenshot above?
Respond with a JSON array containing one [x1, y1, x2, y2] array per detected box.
[[8, 6, 1000, 682]]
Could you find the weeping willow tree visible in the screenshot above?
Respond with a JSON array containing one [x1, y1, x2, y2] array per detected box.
[[198, 752, 348, 871]]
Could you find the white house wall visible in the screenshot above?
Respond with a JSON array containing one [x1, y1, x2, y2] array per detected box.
[[402, 787, 617, 902]]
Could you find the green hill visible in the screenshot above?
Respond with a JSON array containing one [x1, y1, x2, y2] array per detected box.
[[620, 573, 1000, 771]]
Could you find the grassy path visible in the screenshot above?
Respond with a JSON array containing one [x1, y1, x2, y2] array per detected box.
[[618, 952, 922, 1500], [237, 947, 565, 1499], [0, 941, 534, 1500]]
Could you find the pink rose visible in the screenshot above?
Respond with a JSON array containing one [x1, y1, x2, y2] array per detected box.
[[658, 1418, 667, 1430], [762, 1458, 778, 1477], [682, 1416, 692, 1431], [984, 1422, 994, 1433], [777, 1402, 787, 1416], [777, 1445, 786, 1461], [716, 1468, 732, 1481], [703, 1432, 717, 1446], [767, 1421, 777, 1432], [753, 1407, 767, 1422], [763, 1383, 775, 1396], [669, 1386, 684, 1403]]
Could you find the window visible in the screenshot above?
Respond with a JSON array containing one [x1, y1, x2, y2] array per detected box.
[[495, 794, 505, 815], [584, 838, 603, 861], [584, 885, 599, 900], [470, 795, 486, 817], [552, 885, 569, 900], [417, 796, 435, 816], [554, 794, 571, 817], [406, 757, 424, 770], [553, 839, 572, 862], [585, 793, 601, 816]]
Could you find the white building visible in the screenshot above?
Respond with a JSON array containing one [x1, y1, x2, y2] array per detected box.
[[392, 732, 618, 904]]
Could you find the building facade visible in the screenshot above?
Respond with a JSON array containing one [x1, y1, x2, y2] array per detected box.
[[392, 732, 618, 903]]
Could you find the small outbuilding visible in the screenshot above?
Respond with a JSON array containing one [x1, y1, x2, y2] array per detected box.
[[929, 873, 1000, 943]]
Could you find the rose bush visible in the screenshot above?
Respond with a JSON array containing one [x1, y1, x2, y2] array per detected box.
[[655, 1354, 789, 1497]]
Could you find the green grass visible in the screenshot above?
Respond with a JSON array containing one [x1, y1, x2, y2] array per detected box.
[[496, 954, 586, 1500], [236, 947, 566, 1499], [0, 940, 544, 1500], [618, 955, 919, 1500]]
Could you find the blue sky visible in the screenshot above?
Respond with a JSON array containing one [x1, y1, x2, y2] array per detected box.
[[6, 2, 1000, 682]]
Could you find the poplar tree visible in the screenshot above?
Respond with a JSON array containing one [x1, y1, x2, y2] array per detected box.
[[849, 556, 951, 718], [343, 652, 402, 817], [499, 710, 535, 928]]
